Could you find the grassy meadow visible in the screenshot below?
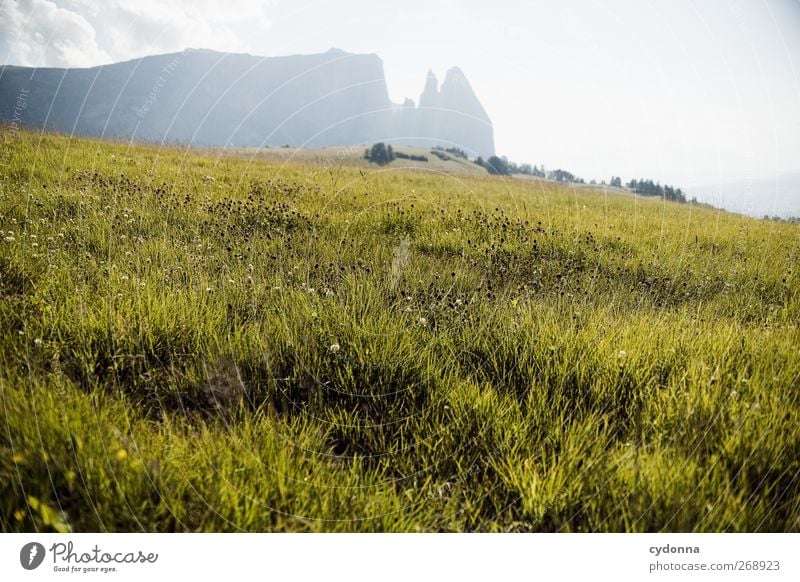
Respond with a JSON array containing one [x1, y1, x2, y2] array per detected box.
[[1, 129, 799, 532]]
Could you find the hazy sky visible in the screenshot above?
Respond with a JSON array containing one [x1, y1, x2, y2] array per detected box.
[[2, 0, 799, 190]]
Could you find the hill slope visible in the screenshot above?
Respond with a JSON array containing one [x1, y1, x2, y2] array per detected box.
[[1, 129, 798, 532], [222, 145, 490, 175]]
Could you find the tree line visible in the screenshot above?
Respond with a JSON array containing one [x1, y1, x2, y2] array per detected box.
[[364, 143, 689, 205], [365, 142, 430, 164], [625, 179, 686, 203]]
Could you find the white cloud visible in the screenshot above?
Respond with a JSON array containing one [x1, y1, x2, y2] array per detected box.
[[1, 0, 111, 67], [1, 0, 273, 67]]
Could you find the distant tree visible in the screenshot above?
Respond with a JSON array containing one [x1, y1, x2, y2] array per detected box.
[[435, 146, 468, 159], [610, 176, 622, 188], [446, 147, 468, 159], [486, 155, 509, 175], [548, 168, 576, 183], [626, 177, 687, 203], [366, 142, 393, 166], [395, 151, 428, 162]]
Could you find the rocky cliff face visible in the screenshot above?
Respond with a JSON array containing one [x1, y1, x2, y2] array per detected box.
[[0, 48, 494, 157], [389, 67, 495, 157]]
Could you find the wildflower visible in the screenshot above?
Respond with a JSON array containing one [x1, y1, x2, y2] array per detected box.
[[329, 343, 340, 354], [121, 275, 129, 281], [617, 350, 627, 360], [115, 449, 127, 461], [206, 287, 214, 293], [33, 338, 43, 347], [418, 316, 428, 327]]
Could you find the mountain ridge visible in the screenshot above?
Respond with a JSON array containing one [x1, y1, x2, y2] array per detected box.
[[0, 48, 495, 157]]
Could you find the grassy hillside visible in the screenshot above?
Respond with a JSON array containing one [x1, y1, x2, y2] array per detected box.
[[219, 144, 490, 175], [1, 129, 798, 532]]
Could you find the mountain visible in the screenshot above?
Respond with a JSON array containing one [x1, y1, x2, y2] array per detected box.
[[0, 48, 495, 157], [392, 67, 494, 157]]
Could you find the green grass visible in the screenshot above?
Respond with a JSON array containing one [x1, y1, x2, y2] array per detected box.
[[1, 128, 799, 532]]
